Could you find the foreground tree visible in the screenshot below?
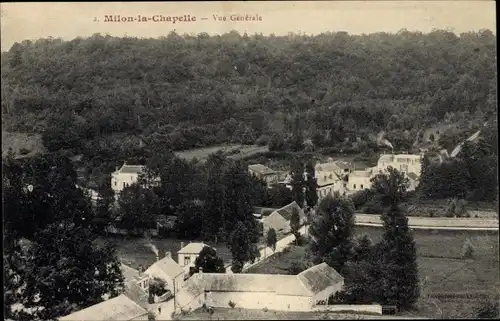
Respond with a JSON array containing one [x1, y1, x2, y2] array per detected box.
[[266, 228, 278, 252], [191, 246, 226, 276], [308, 194, 355, 274], [15, 220, 124, 320], [116, 183, 159, 234], [229, 221, 260, 273], [373, 168, 420, 309]]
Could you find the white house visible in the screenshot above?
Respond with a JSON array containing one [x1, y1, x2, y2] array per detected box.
[[348, 170, 373, 193], [110, 163, 160, 195], [144, 253, 185, 293], [174, 262, 344, 313], [375, 153, 422, 177], [177, 242, 211, 275], [58, 294, 148, 321]]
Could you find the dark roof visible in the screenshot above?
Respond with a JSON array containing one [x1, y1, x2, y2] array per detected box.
[[248, 164, 275, 175], [275, 201, 305, 222], [407, 172, 419, 180], [119, 165, 145, 174]]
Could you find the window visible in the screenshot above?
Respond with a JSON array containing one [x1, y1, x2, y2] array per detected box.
[[131, 176, 133, 180], [184, 256, 191, 266], [353, 184, 357, 190], [114, 181, 117, 186], [123, 182, 126, 189], [360, 184, 364, 189]]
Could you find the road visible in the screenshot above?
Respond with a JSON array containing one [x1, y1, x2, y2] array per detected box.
[[355, 214, 499, 230]]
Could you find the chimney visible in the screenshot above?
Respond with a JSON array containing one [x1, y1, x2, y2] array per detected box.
[[156, 254, 159, 262], [164, 251, 172, 259], [138, 265, 144, 274], [198, 267, 203, 278], [180, 242, 184, 250]]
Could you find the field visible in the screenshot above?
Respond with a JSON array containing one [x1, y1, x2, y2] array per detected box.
[[174, 307, 417, 320], [246, 226, 499, 319], [175, 144, 268, 162]]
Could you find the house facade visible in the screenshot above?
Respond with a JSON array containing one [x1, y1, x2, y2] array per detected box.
[[375, 153, 422, 177], [177, 242, 211, 276], [347, 170, 373, 193], [248, 164, 278, 187], [111, 163, 160, 195], [174, 263, 344, 313]]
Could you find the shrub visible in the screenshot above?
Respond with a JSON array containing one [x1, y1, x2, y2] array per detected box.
[[228, 300, 236, 308], [148, 311, 156, 321]]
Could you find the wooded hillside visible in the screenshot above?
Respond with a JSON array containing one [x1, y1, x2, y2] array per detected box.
[[1, 30, 496, 162]]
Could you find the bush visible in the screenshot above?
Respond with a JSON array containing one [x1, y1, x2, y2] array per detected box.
[[228, 300, 236, 308], [19, 148, 31, 155]]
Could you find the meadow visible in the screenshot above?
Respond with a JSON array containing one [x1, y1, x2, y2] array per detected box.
[[246, 226, 499, 319]]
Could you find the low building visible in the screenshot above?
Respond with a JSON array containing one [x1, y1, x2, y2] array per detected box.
[[248, 164, 278, 187], [174, 263, 344, 313], [144, 253, 185, 293], [58, 294, 148, 321]]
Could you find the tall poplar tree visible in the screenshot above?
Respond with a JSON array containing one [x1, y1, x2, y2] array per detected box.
[[308, 194, 355, 274], [291, 159, 305, 208], [305, 160, 318, 208]]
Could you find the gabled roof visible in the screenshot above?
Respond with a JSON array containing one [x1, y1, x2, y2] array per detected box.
[[315, 161, 351, 172], [378, 154, 394, 163], [120, 263, 144, 283], [297, 262, 344, 295], [58, 294, 147, 321], [248, 164, 275, 175], [407, 172, 419, 181], [144, 256, 184, 280], [261, 212, 289, 233], [113, 164, 145, 175], [178, 242, 210, 254], [275, 201, 305, 222]]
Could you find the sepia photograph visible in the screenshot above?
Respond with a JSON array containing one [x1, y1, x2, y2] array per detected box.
[[1, 1, 498, 320]]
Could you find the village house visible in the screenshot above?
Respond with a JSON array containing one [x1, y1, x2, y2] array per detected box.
[[58, 294, 149, 321], [260, 211, 290, 236], [144, 252, 185, 294], [174, 262, 344, 313], [347, 170, 373, 193], [273, 201, 307, 225], [315, 160, 352, 179], [248, 164, 278, 187], [111, 163, 160, 195], [178, 242, 212, 276]]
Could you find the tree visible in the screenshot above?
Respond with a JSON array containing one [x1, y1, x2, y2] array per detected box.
[[291, 159, 305, 207], [377, 170, 420, 309], [290, 206, 301, 244], [174, 200, 204, 238], [475, 294, 500, 319], [266, 228, 278, 252], [149, 277, 168, 298], [202, 152, 227, 241], [229, 221, 260, 273], [191, 246, 225, 276], [352, 234, 373, 262], [370, 166, 409, 207], [305, 161, 318, 208], [269, 184, 293, 207], [14, 220, 124, 320], [308, 194, 355, 274], [116, 183, 159, 234]]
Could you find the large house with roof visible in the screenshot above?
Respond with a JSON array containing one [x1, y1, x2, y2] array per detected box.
[[375, 153, 422, 177], [258, 201, 306, 237], [58, 294, 149, 321], [248, 164, 278, 187], [174, 262, 344, 313]]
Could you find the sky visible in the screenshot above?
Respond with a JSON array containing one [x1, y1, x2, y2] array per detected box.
[[0, 1, 496, 51]]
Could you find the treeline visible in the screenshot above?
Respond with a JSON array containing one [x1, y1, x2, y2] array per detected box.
[[1, 30, 496, 161]]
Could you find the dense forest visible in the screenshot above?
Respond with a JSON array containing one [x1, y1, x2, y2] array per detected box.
[[1, 29, 497, 189]]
